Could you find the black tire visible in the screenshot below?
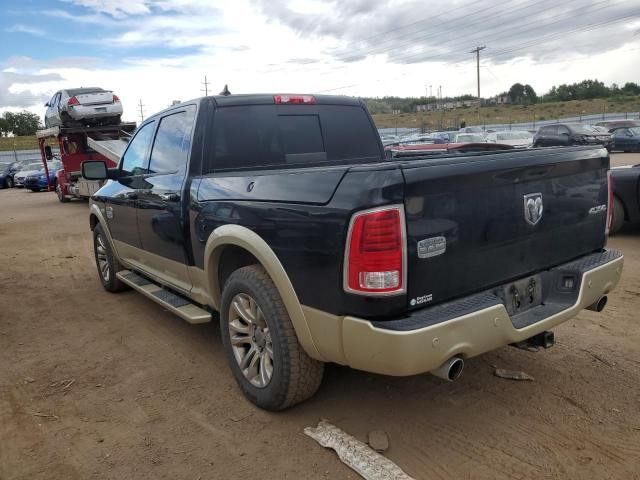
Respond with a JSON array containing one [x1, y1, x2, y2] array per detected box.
[[610, 196, 625, 235], [5, 176, 13, 188], [29, 188, 40, 192], [93, 224, 129, 292], [220, 265, 323, 410], [56, 182, 70, 203]]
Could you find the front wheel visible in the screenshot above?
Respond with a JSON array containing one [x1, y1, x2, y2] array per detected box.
[[5, 177, 13, 188], [220, 265, 324, 410], [93, 224, 128, 292]]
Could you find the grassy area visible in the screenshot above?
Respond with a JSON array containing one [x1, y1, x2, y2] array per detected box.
[[0, 136, 39, 151], [373, 97, 640, 130]]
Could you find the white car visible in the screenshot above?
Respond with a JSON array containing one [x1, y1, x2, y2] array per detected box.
[[44, 87, 122, 128], [453, 133, 487, 143], [486, 131, 534, 148]]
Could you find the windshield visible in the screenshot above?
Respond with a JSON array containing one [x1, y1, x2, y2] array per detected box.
[[0, 162, 11, 172], [570, 124, 598, 134], [496, 131, 532, 140], [456, 134, 485, 142], [25, 163, 42, 171], [628, 128, 640, 136]]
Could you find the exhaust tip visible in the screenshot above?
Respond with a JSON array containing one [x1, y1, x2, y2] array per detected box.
[[587, 295, 608, 312], [596, 295, 608, 312], [448, 357, 464, 381], [431, 356, 464, 382]]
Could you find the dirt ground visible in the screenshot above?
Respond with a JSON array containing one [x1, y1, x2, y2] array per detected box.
[[1, 153, 639, 480]]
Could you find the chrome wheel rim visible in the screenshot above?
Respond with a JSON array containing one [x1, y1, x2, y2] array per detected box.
[[95, 234, 110, 282], [228, 293, 274, 388]]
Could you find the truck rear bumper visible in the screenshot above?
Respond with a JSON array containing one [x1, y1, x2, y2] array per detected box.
[[302, 250, 623, 376]]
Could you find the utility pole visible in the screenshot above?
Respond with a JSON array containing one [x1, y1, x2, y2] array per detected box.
[[138, 99, 145, 122], [470, 45, 486, 122], [201, 75, 210, 96]]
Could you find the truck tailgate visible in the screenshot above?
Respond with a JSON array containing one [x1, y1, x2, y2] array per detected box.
[[400, 146, 609, 309]]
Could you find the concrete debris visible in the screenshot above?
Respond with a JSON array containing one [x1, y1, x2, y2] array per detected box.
[[494, 368, 535, 381], [367, 430, 389, 453]]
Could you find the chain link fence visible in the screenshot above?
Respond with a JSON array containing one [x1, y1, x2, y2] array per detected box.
[[0, 148, 59, 165]]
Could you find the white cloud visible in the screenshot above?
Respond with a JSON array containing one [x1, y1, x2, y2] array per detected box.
[[5, 24, 45, 36], [3, 0, 640, 123]]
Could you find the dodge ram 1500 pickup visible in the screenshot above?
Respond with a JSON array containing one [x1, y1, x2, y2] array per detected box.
[[83, 94, 624, 410]]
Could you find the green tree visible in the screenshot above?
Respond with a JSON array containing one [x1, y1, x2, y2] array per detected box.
[[621, 82, 640, 95], [523, 84, 537, 104], [0, 117, 9, 137], [508, 83, 525, 104], [2, 111, 42, 136]]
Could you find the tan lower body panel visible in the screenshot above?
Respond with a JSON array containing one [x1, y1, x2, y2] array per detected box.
[[113, 240, 192, 295], [303, 255, 624, 376]]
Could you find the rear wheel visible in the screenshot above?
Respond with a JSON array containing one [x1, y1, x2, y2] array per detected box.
[[610, 196, 625, 235], [5, 177, 13, 188], [93, 224, 128, 292], [220, 265, 323, 410]]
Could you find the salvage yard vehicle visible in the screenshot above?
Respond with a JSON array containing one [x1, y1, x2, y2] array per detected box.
[[24, 160, 62, 192], [83, 94, 624, 411], [36, 123, 136, 202], [0, 161, 22, 188], [486, 130, 533, 148], [44, 87, 123, 127], [610, 164, 640, 233], [14, 162, 44, 188], [534, 123, 613, 151], [611, 127, 640, 152]]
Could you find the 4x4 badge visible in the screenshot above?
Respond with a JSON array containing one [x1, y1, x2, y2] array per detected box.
[[523, 193, 543, 226]]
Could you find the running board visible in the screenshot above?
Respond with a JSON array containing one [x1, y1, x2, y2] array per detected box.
[[116, 270, 212, 324]]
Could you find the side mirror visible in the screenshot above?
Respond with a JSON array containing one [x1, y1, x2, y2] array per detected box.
[[44, 145, 53, 160], [45, 102, 49, 107], [560, 132, 569, 136], [82, 161, 108, 180]]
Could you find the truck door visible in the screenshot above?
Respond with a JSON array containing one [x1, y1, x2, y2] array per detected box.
[[135, 106, 196, 292], [102, 120, 155, 260]]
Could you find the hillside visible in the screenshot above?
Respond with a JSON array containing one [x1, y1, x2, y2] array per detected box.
[[372, 96, 640, 130], [0, 136, 39, 152]]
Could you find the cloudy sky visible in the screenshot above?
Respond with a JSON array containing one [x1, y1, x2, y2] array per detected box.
[[1, 0, 640, 122]]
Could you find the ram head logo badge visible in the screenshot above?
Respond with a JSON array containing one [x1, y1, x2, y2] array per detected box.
[[524, 193, 543, 226]]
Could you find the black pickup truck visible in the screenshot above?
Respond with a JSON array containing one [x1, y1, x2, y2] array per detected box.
[[83, 94, 624, 410]]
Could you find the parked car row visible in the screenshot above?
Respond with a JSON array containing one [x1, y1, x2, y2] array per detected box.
[[1, 159, 62, 191], [380, 120, 640, 153]]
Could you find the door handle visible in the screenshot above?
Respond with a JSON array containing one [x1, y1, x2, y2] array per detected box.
[[160, 193, 180, 202]]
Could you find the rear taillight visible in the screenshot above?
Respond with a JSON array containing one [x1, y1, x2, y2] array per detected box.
[[344, 205, 406, 295], [274, 94, 316, 105], [606, 170, 614, 236], [67, 96, 79, 106], [112, 94, 120, 103]]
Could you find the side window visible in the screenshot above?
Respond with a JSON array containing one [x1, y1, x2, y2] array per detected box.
[[148, 106, 196, 175], [557, 126, 569, 135], [48, 93, 57, 107], [615, 128, 629, 137], [120, 121, 155, 176]]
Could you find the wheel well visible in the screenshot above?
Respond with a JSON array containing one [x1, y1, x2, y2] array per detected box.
[[217, 245, 260, 291], [89, 214, 99, 231]]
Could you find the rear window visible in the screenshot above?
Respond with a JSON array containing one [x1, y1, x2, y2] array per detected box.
[[210, 105, 380, 171], [66, 87, 105, 96]]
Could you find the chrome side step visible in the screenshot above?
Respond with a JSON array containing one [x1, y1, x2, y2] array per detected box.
[[116, 270, 212, 324]]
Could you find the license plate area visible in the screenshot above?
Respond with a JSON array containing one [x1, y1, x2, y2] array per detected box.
[[494, 275, 542, 316], [94, 107, 107, 112]]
